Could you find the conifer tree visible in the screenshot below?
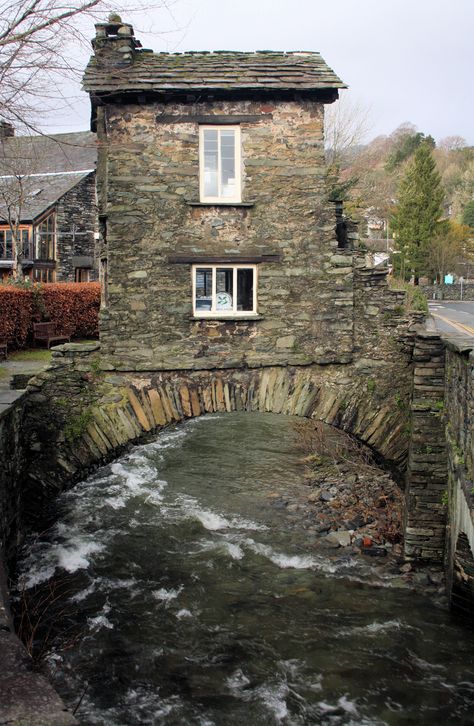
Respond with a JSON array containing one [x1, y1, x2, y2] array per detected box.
[[463, 200, 474, 229], [391, 142, 446, 280]]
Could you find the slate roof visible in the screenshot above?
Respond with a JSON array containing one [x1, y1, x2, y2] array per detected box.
[[0, 131, 97, 222], [83, 50, 346, 96]]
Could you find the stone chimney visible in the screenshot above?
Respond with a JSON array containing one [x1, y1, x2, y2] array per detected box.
[[0, 121, 14, 138], [92, 14, 142, 66]]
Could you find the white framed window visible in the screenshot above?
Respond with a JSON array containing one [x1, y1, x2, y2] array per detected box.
[[199, 126, 241, 203], [193, 264, 257, 318]]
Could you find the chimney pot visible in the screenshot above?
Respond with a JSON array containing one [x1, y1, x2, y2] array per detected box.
[[0, 121, 14, 138]]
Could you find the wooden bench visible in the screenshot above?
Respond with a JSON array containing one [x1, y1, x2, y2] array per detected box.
[[0, 338, 7, 359], [33, 322, 71, 349]]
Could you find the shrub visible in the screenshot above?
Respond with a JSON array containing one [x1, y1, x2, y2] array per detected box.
[[41, 283, 100, 338], [0, 287, 34, 347], [0, 282, 100, 348]]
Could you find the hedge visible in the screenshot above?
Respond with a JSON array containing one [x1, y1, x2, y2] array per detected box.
[[0, 282, 100, 348]]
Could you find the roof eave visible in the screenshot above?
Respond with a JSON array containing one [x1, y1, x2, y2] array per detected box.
[[87, 85, 344, 107]]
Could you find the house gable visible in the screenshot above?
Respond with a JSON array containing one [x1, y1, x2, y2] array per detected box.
[[84, 21, 352, 371]]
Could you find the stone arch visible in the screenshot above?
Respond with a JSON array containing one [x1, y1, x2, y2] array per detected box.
[[26, 363, 407, 494]]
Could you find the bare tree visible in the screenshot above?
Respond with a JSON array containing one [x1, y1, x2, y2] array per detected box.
[[324, 93, 372, 167], [0, 135, 45, 277], [0, 1, 175, 130], [324, 93, 372, 204]]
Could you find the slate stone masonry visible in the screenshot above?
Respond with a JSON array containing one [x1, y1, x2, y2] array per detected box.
[[55, 172, 98, 282], [404, 332, 447, 562], [97, 100, 355, 371]]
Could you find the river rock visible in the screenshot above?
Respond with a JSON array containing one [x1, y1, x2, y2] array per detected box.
[[320, 492, 333, 502], [316, 522, 331, 534], [428, 571, 444, 586], [324, 530, 352, 547]]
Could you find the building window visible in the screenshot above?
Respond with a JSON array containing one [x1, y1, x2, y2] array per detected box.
[[35, 213, 56, 261], [75, 267, 90, 282], [0, 227, 33, 260], [33, 267, 56, 283], [0, 228, 12, 259], [199, 126, 241, 203], [193, 264, 257, 317]]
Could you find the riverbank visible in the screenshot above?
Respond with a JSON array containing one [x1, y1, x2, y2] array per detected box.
[[277, 419, 449, 607]]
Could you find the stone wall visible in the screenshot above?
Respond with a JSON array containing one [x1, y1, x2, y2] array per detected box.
[[404, 331, 474, 619], [22, 272, 418, 522], [421, 283, 474, 301], [97, 100, 355, 371], [0, 394, 76, 725], [404, 332, 447, 562], [0, 393, 26, 567], [443, 341, 474, 619], [56, 172, 98, 282]]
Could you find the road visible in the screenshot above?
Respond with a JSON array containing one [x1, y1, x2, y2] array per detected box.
[[428, 300, 474, 339]]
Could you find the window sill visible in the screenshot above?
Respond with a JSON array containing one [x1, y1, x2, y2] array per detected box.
[[192, 314, 263, 322], [186, 201, 255, 208]]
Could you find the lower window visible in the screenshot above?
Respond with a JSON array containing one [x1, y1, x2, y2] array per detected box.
[[33, 267, 56, 283], [193, 264, 257, 317], [75, 267, 90, 282]]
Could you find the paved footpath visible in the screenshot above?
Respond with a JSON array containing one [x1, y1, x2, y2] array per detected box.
[[0, 356, 49, 415]]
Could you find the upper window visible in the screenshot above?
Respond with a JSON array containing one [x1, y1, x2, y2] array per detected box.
[[193, 264, 256, 318], [199, 126, 241, 203], [35, 213, 56, 261]]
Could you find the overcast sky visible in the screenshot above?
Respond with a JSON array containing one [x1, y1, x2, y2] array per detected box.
[[47, 0, 474, 145]]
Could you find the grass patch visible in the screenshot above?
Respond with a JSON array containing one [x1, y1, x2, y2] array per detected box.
[[388, 277, 428, 314], [10, 349, 53, 362]]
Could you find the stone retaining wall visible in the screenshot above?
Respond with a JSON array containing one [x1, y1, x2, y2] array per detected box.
[[22, 350, 413, 523], [404, 330, 474, 619], [421, 283, 474, 301], [443, 340, 474, 619], [0, 393, 76, 725], [19, 263, 418, 519], [404, 332, 447, 561]]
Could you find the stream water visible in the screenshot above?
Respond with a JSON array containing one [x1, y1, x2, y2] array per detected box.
[[16, 413, 474, 725]]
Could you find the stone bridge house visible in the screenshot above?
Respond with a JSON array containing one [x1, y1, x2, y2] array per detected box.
[[76, 20, 420, 472], [0, 124, 98, 282], [2, 20, 474, 719], [5, 18, 472, 621]]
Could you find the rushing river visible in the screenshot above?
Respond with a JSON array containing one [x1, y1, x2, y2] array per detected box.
[[16, 413, 474, 725]]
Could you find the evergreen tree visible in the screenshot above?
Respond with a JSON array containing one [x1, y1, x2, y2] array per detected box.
[[462, 200, 474, 229], [391, 142, 446, 279]]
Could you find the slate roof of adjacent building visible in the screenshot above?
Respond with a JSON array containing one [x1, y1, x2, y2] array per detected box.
[[83, 50, 346, 95], [0, 131, 97, 222]]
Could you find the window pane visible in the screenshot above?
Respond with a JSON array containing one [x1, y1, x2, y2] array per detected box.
[[220, 129, 236, 198], [195, 267, 212, 311], [216, 268, 233, 310], [203, 129, 218, 197], [5, 231, 12, 258], [21, 230, 31, 258], [237, 268, 254, 311], [35, 216, 55, 260]]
